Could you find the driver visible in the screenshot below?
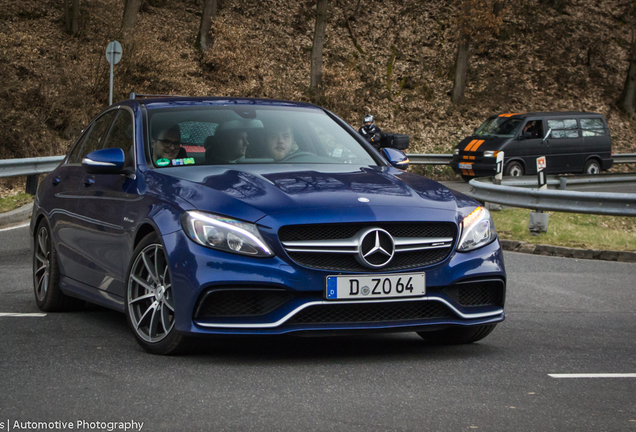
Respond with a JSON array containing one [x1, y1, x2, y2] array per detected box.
[[264, 121, 294, 161], [152, 124, 186, 164]]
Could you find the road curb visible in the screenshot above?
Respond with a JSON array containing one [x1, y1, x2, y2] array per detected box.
[[500, 240, 636, 263], [0, 203, 32, 228]]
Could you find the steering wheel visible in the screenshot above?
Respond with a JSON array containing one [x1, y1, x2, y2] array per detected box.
[[281, 151, 315, 162]]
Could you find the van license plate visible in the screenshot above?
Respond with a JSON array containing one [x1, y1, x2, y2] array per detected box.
[[458, 163, 473, 169], [326, 273, 425, 300]]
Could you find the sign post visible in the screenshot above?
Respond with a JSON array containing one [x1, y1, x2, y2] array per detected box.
[[105, 41, 122, 106], [536, 155, 547, 190], [494, 151, 504, 184], [529, 155, 549, 234]]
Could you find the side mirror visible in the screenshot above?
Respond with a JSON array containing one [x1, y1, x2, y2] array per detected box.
[[382, 147, 409, 170], [82, 148, 126, 174], [542, 128, 552, 147]]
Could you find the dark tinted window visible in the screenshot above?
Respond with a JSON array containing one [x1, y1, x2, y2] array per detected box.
[[76, 111, 118, 162], [67, 130, 89, 164], [104, 110, 135, 167]]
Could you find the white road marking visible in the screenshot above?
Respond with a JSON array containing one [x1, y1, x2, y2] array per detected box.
[[0, 313, 47, 317], [549, 373, 636, 378], [0, 222, 30, 232]]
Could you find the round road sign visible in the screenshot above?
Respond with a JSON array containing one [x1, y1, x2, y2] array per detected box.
[[106, 41, 122, 65]]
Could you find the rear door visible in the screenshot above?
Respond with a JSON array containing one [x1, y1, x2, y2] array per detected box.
[[73, 108, 138, 297]]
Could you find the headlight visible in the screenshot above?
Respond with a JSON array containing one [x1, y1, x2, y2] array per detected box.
[[457, 206, 497, 252], [181, 211, 273, 257], [483, 150, 501, 157], [453, 149, 460, 155]]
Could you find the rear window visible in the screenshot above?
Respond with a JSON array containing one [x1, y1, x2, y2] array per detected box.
[[580, 118, 607, 137], [474, 117, 523, 138]]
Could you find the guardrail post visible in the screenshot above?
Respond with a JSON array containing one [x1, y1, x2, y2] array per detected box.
[[25, 174, 39, 195], [558, 177, 567, 190]]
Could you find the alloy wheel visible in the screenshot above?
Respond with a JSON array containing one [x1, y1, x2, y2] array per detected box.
[[34, 227, 50, 302], [127, 243, 175, 343]]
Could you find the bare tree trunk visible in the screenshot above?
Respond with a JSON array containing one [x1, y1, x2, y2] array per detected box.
[[196, 0, 218, 53], [63, 0, 72, 34], [71, 0, 80, 36], [493, 0, 504, 17], [121, 0, 143, 37], [310, 0, 328, 101], [619, 40, 636, 117], [452, 35, 470, 104]]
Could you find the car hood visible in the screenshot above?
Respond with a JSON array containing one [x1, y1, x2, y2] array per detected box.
[[148, 165, 466, 223]]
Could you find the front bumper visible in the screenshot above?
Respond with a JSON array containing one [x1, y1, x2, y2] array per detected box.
[[450, 158, 498, 178], [163, 229, 506, 336]]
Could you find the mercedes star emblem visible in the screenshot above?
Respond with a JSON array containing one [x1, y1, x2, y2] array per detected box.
[[355, 228, 395, 269]]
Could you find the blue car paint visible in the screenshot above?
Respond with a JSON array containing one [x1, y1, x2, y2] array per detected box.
[[32, 97, 506, 339]]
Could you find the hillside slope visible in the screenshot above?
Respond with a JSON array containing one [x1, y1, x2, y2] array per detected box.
[[1, 0, 634, 167]]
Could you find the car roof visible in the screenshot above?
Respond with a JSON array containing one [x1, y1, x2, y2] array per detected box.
[[116, 96, 322, 111], [493, 112, 604, 119]]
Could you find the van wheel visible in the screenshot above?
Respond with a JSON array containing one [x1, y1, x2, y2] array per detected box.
[[504, 161, 524, 177], [584, 159, 601, 175]]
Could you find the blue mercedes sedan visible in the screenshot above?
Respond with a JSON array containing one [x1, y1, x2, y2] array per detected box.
[[31, 96, 505, 354]]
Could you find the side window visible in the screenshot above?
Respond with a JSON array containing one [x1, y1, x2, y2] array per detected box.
[[521, 120, 544, 139], [104, 110, 135, 167], [547, 119, 579, 139], [580, 118, 607, 137], [67, 129, 90, 164], [77, 111, 118, 161]]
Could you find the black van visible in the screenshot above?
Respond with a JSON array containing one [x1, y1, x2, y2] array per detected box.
[[450, 112, 613, 181]]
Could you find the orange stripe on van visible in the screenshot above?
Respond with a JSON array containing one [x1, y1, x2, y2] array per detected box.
[[466, 139, 484, 152], [471, 140, 485, 151], [464, 140, 478, 151], [499, 113, 523, 117]]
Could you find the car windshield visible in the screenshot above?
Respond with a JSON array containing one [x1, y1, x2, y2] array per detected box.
[[473, 117, 523, 138], [146, 105, 377, 167]]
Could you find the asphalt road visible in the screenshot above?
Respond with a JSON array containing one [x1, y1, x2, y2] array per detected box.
[[1, 225, 635, 432]]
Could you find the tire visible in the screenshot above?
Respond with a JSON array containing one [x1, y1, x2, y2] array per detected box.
[[584, 159, 601, 175], [33, 220, 85, 312], [417, 324, 497, 345], [504, 161, 524, 177], [125, 232, 192, 355]]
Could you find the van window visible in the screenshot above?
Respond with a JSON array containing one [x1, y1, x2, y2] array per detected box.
[[580, 118, 607, 137], [547, 119, 579, 139], [474, 117, 522, 137]]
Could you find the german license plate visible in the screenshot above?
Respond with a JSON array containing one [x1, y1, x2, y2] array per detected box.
[[458, 163, 473, 169], [326, 273, 425, 300]]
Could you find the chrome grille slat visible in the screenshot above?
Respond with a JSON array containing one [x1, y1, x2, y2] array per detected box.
[[279, 222, 457, 272]]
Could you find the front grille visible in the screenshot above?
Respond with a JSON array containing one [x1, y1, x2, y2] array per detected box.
[[279, 222, 455, 242], [286, 300, 455, 325], [279, 222, 456, 272], [444, 280, 505, 307], [195, 289, 294, 319]]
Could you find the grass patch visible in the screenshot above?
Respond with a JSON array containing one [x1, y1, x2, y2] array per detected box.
[[491, 208, 636, 252], [0, 193, 34, 213]]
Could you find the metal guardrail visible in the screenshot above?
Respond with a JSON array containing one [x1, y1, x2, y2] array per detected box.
[[406, 154, 453, 165], [0, 156, 65, 178], [0, 153, 634, 196], [468, 173, 636, 217], [406, 153, 636, 166]]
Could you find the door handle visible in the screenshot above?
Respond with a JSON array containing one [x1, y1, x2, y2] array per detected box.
[[83, 177, 95, 187], [51, 177, 61, 186]]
